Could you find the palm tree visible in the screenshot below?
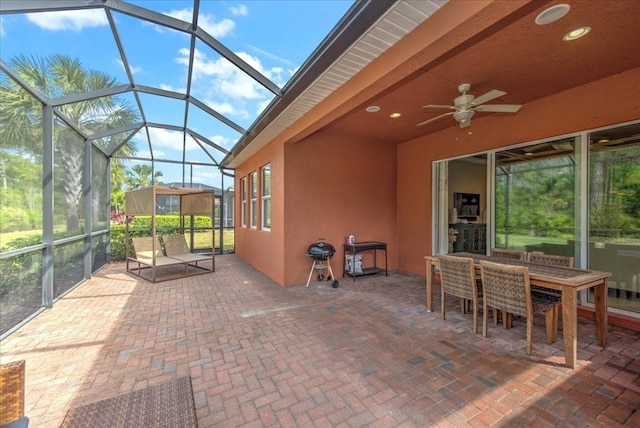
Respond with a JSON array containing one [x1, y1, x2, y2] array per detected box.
[[0, 54, 139, 231], [125, 164, 163, 190]]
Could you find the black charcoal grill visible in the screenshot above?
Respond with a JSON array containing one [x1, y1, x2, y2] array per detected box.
[[306, 240, 339, 288]]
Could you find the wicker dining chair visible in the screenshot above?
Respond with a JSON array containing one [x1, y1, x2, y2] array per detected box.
[[0, 360, 29, 427], [527, 253, 574, 299], [480, 261, 559, 355], [438, 255, 482, 333], [490, 248, 525, 260], [488, 248, 525, 325], [527, 252, 574, 268]]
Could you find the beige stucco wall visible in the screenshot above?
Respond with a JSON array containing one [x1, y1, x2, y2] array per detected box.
[[282, 130, 397, 285], [234, 128, 397, 286], [234, 137, 285, 284]]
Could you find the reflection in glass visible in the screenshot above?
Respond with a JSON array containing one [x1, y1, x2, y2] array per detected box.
[[588, 123, 640, 313], [495, 138, 577, 256]]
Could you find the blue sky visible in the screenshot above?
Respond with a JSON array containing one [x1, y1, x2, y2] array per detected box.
[[0, 1, 353, 187]]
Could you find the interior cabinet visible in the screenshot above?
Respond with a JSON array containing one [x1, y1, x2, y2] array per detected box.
[[450, 224, 486, 254]]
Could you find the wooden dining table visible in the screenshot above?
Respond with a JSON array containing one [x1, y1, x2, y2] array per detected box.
[[424, 252, 611, 369]]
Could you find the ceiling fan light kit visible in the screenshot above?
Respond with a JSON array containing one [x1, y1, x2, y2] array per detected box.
[[417, 83, 522, 128], [453, 110, 474, 127]]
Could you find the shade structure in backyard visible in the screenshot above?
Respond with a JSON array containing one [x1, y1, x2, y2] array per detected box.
[[125, 185, 215, 282]]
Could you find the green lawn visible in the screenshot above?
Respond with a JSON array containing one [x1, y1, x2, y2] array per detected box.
[[495, 234, 569, 250]]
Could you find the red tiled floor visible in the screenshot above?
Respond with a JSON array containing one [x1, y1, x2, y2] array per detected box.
[[1, 255, 639, 427]]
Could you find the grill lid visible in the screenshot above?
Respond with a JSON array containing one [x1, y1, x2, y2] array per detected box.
[[307, 241, 335, 260]]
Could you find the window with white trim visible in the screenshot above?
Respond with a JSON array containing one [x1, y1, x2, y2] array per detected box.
[[261, 164, 271, 231], [250, 171, 257, 228], [240, 177, 247, 227]]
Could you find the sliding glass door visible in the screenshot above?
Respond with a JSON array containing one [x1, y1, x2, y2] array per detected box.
[[433, 121, 640, 317], [494, 137, 579, 258], [588, 124, 640, 313]]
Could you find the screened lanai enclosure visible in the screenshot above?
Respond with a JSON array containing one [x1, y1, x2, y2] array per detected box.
[[0, 0, 356, 337]]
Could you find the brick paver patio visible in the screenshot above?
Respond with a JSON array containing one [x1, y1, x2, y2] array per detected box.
[[1, 255, 639, 427]]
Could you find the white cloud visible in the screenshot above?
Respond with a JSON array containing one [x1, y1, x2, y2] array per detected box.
[[147, 128, 200, 151], [0, 16, 5, 37], [203, 100, 240, 117], [247, 44, 295, 68], [158, 83, 187, 93], [164, 8, 235, 39], [256, 99, 273, 116], [115, 58, 142, 75], [192, 166, 221, 183], [26, 9, 107, 31], [200, 16, 235, 39], [164, 8, 193, 23], [208, 134, 232, 149], [179, 48, 266, 99], [229, 5, 248, 17], [173, 47, 287, 122]]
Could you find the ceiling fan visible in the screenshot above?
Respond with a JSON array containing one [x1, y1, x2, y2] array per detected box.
[[417, 83, 522, 128]]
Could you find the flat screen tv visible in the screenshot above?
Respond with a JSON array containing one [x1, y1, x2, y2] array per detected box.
[[454, 193, 480, 220]]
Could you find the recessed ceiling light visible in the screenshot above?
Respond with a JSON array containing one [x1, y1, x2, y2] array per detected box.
[[535, 4, 570, 25], [365, 105, 380, 113], [563, 26, 591, 41], [390, 112, 401, 118], [597, 137, 610, 143]]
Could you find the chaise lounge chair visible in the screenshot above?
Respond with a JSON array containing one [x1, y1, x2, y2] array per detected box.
[[162, 234, 212, 265]]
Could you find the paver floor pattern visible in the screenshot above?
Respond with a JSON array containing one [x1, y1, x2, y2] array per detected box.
[[1, 255, 639, 427]]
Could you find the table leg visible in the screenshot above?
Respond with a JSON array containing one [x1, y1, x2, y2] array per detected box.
[[594, 279, 608, 348], [426, 260, 434, 312], [561, 289, 578, 369]]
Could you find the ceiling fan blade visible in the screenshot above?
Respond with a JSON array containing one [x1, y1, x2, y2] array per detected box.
[[475, 104, 522, 113], [416, 112, 454, 126], [423, 104, 455, 110], [472, 89, 506, 106]]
